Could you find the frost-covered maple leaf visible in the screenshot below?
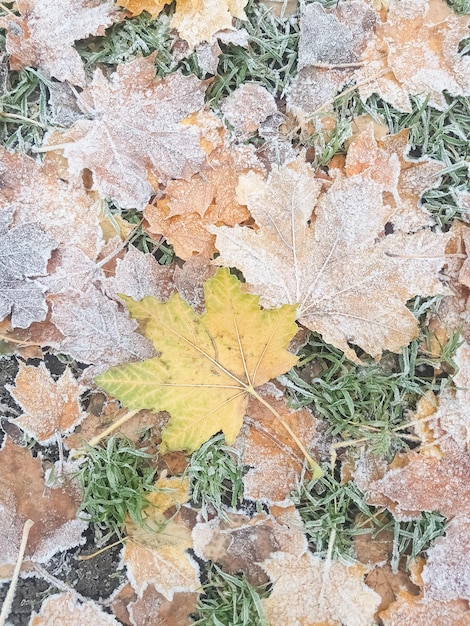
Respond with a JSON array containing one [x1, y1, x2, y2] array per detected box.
[[59, 56, 207, 209], [30, 593, 120, 626], [0, 0, 121, 86], [0, 208, 55, 329], [211, 157, 449, 362], [119, 0, 248, 49]]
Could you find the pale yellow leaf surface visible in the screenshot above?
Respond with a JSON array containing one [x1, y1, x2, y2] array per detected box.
[[59, 57, 206, 209], [211, 157, 449, 362], [96, 268, 299, 453], [7, 362, 85, 444], [261, 551, 381, 626], [0, 0, 121, 86], [30, 592, 120, 626]]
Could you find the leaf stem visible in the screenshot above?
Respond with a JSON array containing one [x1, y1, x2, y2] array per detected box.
[[249, 388, 323, 480], [87, 409, 140, 447]]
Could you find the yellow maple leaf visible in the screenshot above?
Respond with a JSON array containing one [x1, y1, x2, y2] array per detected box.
[[118, 0, 248, 49], [96, 268, 321, 475]]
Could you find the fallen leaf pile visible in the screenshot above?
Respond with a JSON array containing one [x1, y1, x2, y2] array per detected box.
[[0, 0, 470, 624]]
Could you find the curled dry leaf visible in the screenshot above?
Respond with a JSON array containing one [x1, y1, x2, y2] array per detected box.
[[6, 362, 85, 444], [0, 0, 121, 86], [379, 591, 470, 626], [0, 147, 103, 260], [0, 438, 86, 580], [261, 551, 381, 626], [211, 156, 449, 362], [422, 515, 470, 602], [60, 57, 207, 209], [96, 269, 301, 456], [235, 387, 319, 503], [357, 0, 470, 112], [0, 207, 55, 329], [118, 0, 248, 49], [144, 144, 261, 259], [30, 592, 121, 626]]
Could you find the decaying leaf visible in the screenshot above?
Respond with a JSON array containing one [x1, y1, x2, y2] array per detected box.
[[422, 515, 470, 601], [0, 0, 121, 86], [30, 592, 120, 626], [96, 268, 299, 454], [354, 439, 470, 520], [51, 285, 156, 367], [0, 207, 55, 329], [0, 438, 86, 580], [128, 585, 198, 626], [59, 57, 207, 209], [221, 84, 277, 135], [345, 126, 444, 232], [144, 144, 260, 259], [7, 362, 85, 444], [380, 591, 470, 626], [235, 386, 319, 503], [118, 0, 248, 49], [212, 157, 449, 362], [0, 147, 104, 260], [262, 551, 381, 626], [357, 0, 470, 112], [124, 475, 199, 600]]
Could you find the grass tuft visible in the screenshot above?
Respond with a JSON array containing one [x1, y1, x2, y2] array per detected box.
[[186, 433, 245, 521], [77, 436, 158, 545], [192, 564, 270, 626]]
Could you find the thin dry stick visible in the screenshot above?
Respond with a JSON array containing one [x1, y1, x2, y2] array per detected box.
[[0, 334, 43, 347], [88, 409, 139, 447], [0, 2, 15, 16], [0, 519, 34, 626], [309, 61, 365, 69], [77, 537, 126, 561]]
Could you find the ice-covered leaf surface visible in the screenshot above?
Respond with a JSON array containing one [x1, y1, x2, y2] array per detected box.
[[0, 0, 121, 86]]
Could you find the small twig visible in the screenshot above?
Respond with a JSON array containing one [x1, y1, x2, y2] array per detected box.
[[32, 142, 73, 153], [76, 537, 126, 561], [96, 219, 144, 270], [308, 61, 365, 69], [0, 520, 34, 626], [0, 334, 43, 347], [0, 2, 16, 16], [88, 409, 140, 447]]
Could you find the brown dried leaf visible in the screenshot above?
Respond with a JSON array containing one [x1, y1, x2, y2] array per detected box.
[[357, 0, 470, 112], [221, 84, 277, 135], [30, 592, 120, 626], [212, 157, 449, 362], [234, 387, 318, 503], [354, 440, 470, 520], [345, 126, 444, 232], [422, 515, 470, 601], [261, 552, 381, 626], [0, 0, 121, 86], [365, 565, 420, 613], [0, 207, 55, 329], [0, 438, 85, 580], [0, 147, 103, 260], [380, 591, 470, 626], [128, 586, 198, 626], [124, 475, 199, 600], [60, 57, 207, 209], [50, 286, 156, 366], [145, 145, 260, 259], [7, 362, 85, 444]]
